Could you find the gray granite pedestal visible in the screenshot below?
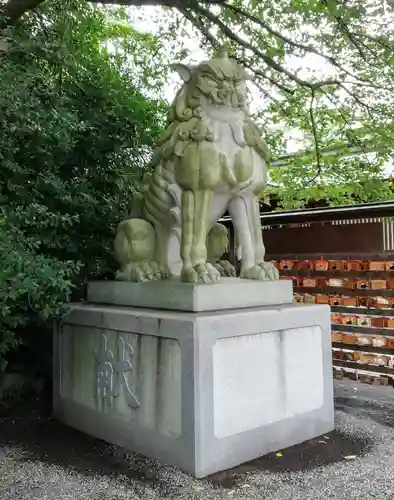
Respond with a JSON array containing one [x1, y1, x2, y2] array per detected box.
[[53, 278, 334, 478]]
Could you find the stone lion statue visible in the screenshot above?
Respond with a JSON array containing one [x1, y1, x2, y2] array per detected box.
[[114, 46, 279, 284]]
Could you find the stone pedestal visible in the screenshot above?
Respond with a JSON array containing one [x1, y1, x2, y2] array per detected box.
[[53, 279, 334, 478], [86, 277, 294, 312]]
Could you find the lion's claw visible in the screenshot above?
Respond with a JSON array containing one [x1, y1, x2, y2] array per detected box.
[[181, 263, 221, 284], [212, 260, 236, 277], [116, 261, 169, 282], [241, 262, 279, 281]]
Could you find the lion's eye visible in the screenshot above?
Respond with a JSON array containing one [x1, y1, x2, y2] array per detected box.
[[198, 74, 219, 87], [206, 79, 219, 87]]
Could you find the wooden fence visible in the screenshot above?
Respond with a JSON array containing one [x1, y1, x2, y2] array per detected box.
[[222, 202, 394, 387]]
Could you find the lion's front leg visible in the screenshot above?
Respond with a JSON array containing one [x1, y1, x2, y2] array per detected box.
[[248, 193, 279, 281], [227, 195, 256, 276], [180, 189, 220, 284], [176, 139, 222, 284], [228, 194, 278, 281]]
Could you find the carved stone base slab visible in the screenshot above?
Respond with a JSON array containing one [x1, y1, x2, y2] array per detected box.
[[54, 301, 334, 478], [87, 278, 293, 312]]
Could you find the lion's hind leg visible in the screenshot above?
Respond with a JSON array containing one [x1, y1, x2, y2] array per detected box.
[[114, 218, 164, 282], [206, 223, 236, 277], [228, 195, 278, 281]]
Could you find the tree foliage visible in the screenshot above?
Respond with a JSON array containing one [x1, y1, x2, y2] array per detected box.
[[98, 0, 394, 207], [163, 0, 394, 207], [1, 0, 393, 208], [0, 0, 165, 355]]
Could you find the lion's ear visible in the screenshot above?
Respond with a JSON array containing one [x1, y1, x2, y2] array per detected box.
[[171, 63, 192, 83]]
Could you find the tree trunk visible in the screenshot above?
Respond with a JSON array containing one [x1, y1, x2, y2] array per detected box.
[[0, 0, 223, 30], [0, 0, 45, 28], [0, 0, 199, 29]]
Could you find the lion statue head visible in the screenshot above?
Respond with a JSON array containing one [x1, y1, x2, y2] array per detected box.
[[168, 45, 250, 123]]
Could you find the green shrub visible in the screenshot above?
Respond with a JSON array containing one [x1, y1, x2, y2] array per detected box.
[[0, 0, 166, 357], [0, 212, 79, 355]]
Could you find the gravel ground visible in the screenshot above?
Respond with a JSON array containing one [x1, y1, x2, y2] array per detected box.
[[1, 378, 394, 499]]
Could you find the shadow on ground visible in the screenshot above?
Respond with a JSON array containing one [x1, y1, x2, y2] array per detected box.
[[208, 429, 373, 488], [0, 397, 184, 497], [0, 381, 382, 491]]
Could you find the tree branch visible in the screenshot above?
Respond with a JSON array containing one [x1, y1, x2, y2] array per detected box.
[[320, 0, 370, 64], [341, 80, 393, 91], [322, 89, 374, 168], [180, 5, 298, 94], [339, 84, 375, 121], [180, 6, 296, 102], [88, 0, 224, 6], [189, 2, 314, 89], [352, 31, 393, 51], [243, 62, 295, 94], [221, 2, 368, 85], [0, 0, 44, 28], [307, 89, 322, 184], [183, 2, 380, 95], [178, 6, 218, 48]]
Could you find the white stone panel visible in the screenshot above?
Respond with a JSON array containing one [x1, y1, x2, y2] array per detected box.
[[213, 326, 324, 439], [213, 331, 282, 438], [283, 326, 323, 416]]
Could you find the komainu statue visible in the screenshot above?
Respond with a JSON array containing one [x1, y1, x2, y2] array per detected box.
[[114, 46, 279, 284]]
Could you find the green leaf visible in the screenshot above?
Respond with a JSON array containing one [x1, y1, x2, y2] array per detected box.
[[0, 0, 166, 357]]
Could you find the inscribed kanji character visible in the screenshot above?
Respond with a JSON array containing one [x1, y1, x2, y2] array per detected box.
[[94, 333, 140, 409]]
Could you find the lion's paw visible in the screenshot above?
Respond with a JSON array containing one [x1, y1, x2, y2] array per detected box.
[[116, 261, 169, 282], [258, 261, 280, 280], [214, 260, 236, 277], [181, 263, 221, 284], [241, 262, 279, 281]]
